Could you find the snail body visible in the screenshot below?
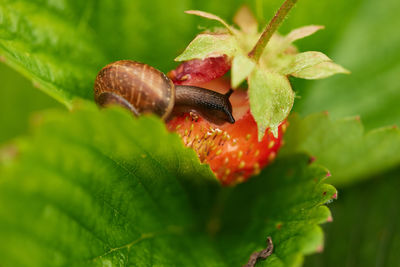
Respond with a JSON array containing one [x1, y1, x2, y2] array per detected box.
[[94, 60, 235, 125]]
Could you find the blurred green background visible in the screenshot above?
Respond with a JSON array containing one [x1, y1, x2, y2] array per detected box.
[[0, 62, 61, 144], [0, 0, 399, 266]]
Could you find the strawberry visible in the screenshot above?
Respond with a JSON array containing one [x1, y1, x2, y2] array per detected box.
[[167, 58, 287, 186]]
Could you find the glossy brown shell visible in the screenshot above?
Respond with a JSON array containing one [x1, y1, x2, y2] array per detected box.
[[94, 60, 175, 119]]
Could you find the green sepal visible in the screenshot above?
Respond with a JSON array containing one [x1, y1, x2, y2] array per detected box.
[[248, 68, 294, 140], [175, 33, 237, 61], [292, 61, 350, 79], [231, 53, 255, 88]]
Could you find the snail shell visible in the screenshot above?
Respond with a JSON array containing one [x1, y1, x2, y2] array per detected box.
[[94, 60, 175, 120], [94, 60, 235, 125]]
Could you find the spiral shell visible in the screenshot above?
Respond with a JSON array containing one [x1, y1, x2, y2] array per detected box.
[[94, 60, 175, 119]]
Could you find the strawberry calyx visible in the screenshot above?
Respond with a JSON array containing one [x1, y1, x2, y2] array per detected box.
[[175, 6, 349, 140]]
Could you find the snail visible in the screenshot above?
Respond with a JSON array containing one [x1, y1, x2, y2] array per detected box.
[[94, 60, 235, 125]]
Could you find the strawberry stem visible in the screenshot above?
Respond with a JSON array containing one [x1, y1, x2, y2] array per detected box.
[[248, 0, 298, 62]]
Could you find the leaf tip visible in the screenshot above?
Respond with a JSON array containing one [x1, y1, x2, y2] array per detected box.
[[184, 10, 234, 34], [271, 126, 279, 139], [184, 10, 199, 15], [257, 126, 267, 142], [341, 67, 351, 75], [174, 55, 182, 62], [311, 25, 325, 32]]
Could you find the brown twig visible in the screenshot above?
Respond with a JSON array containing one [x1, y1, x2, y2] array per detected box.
[[243, 237, 274, 267]]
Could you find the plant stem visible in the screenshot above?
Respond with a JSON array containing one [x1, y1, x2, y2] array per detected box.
[[248, 0, 298, 62]]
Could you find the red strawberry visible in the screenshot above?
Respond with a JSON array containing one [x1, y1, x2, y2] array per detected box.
[[167, 59, 287, 185]]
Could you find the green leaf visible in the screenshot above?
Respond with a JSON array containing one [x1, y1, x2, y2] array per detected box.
[[231, 53, 255, 88], [0, 104, 219, 266], [249, 68, 294, 139], [0, 104, 335, 266], [282, 112, 400, 187], [175, 33, 237, 61], [292, 61, 350, 80], [0, 0, 108, 107], [216, 155, 336, 266], [304, 169, 400, 267]]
